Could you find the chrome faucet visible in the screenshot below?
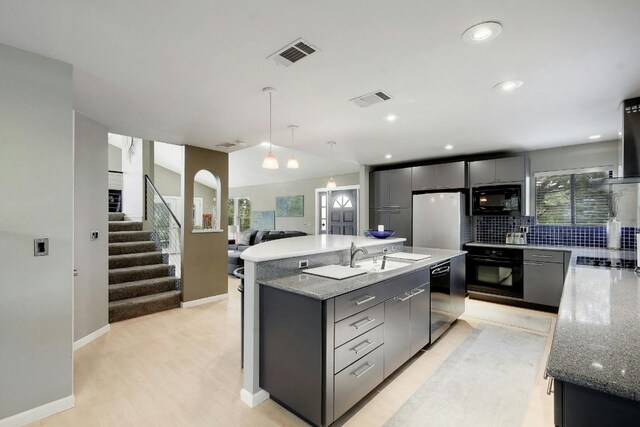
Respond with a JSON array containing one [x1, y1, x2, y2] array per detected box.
[[350, 242, 369, 268]]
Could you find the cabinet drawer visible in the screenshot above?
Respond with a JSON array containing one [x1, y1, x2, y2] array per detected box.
[[524, 249, 564, 264], [334, 324, 384, 374], [334, 345, 384, 419], [335, 282, 387, 321], [335, 303, 384, 348]]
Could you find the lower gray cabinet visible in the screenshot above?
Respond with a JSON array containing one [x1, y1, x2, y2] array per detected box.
[[384, 282, 431, 378], [409, 283, 431, 355], [523, 249, 566, 307], [334, 346, 384, 419], [524, 261, 564, 307], [260, 267, 431, 426], [383, 293, 411, 378]]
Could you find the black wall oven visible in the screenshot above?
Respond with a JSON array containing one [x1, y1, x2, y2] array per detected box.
[[472, 185, 522, 216], [466, 246, 524, 299]]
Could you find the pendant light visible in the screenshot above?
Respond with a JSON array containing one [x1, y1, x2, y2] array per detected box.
[[286, 124, 299, 169], [327, 141, 337, 188], [262, 87, 279, 169]]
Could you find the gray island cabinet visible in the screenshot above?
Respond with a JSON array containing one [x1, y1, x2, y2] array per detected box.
[[260, 267, 431, 426], [547, 259, 640, 426]]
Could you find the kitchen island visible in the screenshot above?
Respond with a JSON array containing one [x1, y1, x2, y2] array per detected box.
[[239, 234, 465, 426], [546, 254, 640, 426]]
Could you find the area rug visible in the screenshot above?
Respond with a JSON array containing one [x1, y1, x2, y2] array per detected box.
[[463, 299, 552, 333], [384, 323, 547, 427]]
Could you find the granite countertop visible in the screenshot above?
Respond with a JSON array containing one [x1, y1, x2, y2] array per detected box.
[[259, 247, 465, 300], [241, 234, 406, 262], [546, 262, 640, 402]]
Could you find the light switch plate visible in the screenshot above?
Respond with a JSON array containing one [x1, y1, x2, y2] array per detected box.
[[34, 238, 49, 256], [90, 230, 99, 240]]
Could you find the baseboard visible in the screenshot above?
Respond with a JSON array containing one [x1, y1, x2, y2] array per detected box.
[[240, 388, 269, 408], [0, 394, 75, 427], [73, 324, 111, 351], [181, 293, 228, 308]]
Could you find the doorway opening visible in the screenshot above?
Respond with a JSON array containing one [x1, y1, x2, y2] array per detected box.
[[315, 186, 359, 235]]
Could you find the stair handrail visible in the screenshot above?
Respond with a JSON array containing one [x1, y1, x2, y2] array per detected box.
[[144, 174, 181, 227]]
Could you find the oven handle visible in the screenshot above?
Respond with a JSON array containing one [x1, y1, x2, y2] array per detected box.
[[468, 256, 518, 265]]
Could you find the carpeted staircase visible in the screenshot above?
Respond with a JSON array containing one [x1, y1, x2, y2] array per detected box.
[[108, 212, 181, 322]]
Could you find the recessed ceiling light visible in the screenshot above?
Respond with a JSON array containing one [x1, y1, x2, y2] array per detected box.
[[386, 114, 397, 122], [385, 154, 393, 159], [618, 131, 623, 136], [260, 141, 271, 147], [589, 134, 601, 140], [445, 145, 454, 150], [494, 80, 524, 92], [462, 22, 502, 44]]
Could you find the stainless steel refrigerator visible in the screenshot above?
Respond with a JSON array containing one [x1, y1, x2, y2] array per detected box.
[[413, 192, 467, 343], [412, 192, 467, 250]]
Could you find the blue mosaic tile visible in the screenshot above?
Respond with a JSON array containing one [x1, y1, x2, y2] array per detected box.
[[474, 216, 638, 250]]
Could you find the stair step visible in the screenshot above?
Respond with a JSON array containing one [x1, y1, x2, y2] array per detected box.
[[109, 241, 158, 255], [109, 230, 154, 243], [109, 264, 173, 284], [109, 252, 165, 269], [109, 221, 143, 232], [109, 277, 178, 302], [109, 290, 181, 323], [109, 212, 125, 221]]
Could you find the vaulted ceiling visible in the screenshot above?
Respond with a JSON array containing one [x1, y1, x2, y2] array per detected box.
[[1, 1, 639, 174]]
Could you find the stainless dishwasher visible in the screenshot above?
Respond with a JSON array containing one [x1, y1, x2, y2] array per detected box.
[[430, 261, 451, 342]]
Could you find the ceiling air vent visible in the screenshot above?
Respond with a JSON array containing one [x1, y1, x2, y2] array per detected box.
[[268, 38, 318, 66], [349, 90, 393, 108]]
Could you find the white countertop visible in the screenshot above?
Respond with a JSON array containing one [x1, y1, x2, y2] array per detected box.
[[240, 234, 406, 262]]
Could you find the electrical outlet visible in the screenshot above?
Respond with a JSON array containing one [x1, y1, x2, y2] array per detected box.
[[520, 226, 529, 233], [90, 230, 99, 240], [298, 259, 309, 268]]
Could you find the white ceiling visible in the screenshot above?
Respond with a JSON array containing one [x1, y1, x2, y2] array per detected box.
[[1, 1, 639, 169]]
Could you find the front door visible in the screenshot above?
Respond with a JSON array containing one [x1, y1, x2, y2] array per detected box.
[[328, 189, 357, 235]]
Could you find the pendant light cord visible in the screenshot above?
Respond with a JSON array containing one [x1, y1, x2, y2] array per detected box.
[[330, 142, 334, 178], [269, 92, 273, 153]]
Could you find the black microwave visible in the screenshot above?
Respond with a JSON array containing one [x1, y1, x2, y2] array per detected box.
[[472, 185, 522, 216]]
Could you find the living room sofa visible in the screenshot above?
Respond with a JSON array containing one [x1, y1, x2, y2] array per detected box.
[[228, 229, 307, 274]]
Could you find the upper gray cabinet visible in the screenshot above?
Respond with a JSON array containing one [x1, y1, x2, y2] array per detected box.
[[411, 161, 466, 191], [370, 168, 411, 208], [469, 156, 526, 186]]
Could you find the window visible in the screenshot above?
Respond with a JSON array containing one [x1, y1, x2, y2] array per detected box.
[[535, 168, 612, 225], [333, 195, 353, 208], [228, 197, 251, 231]]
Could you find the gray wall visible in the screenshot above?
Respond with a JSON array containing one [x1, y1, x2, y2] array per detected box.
[[108, 143, 122, 171], [0, 43, 73, 419], [527, 140, 618, 174], [74, 112, 109, 342], [229, 173, 359, 233]]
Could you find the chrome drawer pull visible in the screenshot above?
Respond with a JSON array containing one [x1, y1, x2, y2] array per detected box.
[[352, 340, 374, 354], [411, 288, 425, 296], [354, 295, 376, 306], [395, 293, 413, 302], [532, 254, 553, 258], [353, 317, 375, 330], [353, 363, 376, 378], [523, 261, 544, 266], [546, 377, 554, 395]]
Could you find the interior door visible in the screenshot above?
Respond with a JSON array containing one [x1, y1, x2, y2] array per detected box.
[[328, 189, 357, 235]]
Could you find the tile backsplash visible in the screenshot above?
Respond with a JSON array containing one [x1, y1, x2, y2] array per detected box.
[[474, 216, 638, 250]]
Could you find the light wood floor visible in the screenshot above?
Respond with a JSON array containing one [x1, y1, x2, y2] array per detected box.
[[32, 278, 556, 427]]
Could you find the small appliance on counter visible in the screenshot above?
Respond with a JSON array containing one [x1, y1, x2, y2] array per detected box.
[[505, 232, 527, 245]]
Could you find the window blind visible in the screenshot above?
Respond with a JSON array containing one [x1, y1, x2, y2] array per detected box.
[[535, 170, 610, 225]]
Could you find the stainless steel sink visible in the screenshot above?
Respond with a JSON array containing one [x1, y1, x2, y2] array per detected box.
[[354, 258, 409, 272]]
